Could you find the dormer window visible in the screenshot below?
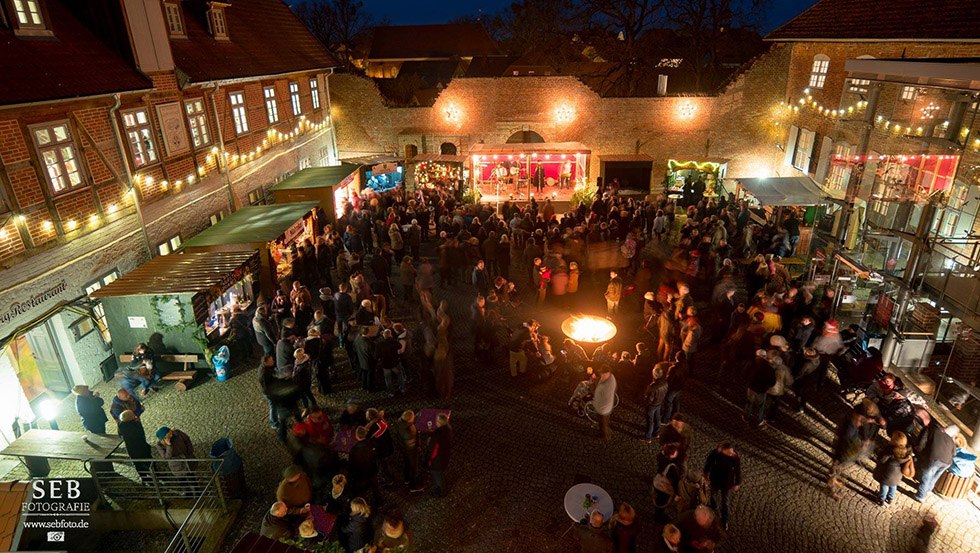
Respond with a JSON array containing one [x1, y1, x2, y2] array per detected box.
[[6, 0, 50, 35], [207, 2, 229, 41], [163, 1, 184, 38]]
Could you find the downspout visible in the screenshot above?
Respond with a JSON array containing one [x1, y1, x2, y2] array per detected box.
[[207, 82, 238, 211], [108, 93, 153, 257], [324, 68, 339, 164]]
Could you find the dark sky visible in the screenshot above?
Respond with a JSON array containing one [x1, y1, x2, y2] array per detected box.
[[353, 0, 819, 33]]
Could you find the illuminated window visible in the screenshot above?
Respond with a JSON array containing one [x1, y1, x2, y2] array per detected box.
[[208, 7, 227, 40], [84, 270, 120, 345], [310, 78, 321, 110], [31, 121, 84, 194], [847, 79, 870, 94], [826, 143, 853, 191], [264, 86, 279, 124], [208, 210, 227, 226], [164, 2, 184, 37], [184, 99, 210, 148], [289, 82, 301, 116], [793, 129, 815, 171], [157, 234, 182, 256], [808, 55, 830, 89], [122, 109, 158, 167], [12, 0, 43, 28], [900, 86, 917, 102], [229, 92, 248, 134]]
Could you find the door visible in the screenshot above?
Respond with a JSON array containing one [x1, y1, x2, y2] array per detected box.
[[24, 323, 71, 394]]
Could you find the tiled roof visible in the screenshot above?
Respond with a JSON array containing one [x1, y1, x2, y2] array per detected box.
[[366, 23, 502, 60], [170, 0, 336, 82], [0, 482, 28, 551], [766, 0, 980, 41], [0, 0, 152, 106]]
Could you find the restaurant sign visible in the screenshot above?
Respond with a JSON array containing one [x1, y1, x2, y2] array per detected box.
[[372, 162, 398, 176], [0, 280, 68, 326]]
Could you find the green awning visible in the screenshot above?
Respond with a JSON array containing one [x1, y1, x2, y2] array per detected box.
[[269, 163, 360, 191], [181, 202, 318, 248]]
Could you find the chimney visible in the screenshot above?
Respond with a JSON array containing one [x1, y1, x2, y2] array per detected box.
[[657, 75, 668, 96]]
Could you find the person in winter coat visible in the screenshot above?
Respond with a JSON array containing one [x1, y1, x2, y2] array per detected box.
[[428, 413, 453, 496], [744, 351, 775, 427], [656, 308, 675, 363], [575, 510, 613, 553], [117, 410, 152, 482], [652, 443, 682, 521], [389, 224, 405, 262], [567, 262, 580, 295], [605, 270, 623, 315], [393, 410, 423, 491], [399, 257, 418, 302], [679, 307, 702, 373], [643, 364, 670, 442], [374, 514, 414, 553], [703, 443, 741, 529], [472, 259, 491, 298], [828, 400, 885, 500], [340, 497, 373, 553], [793, 347, 821, 414], [593, 367, 618, 440], [253, 305, 279, 357], [765, 349, 794, 423], [658, 412, 693, 467], [259, 502, 294, 541], [349, 427, 379, 501], [366, 408, 395, 484], [110, 388, 144, 423], [155, 426, 195, 478], [874, 431, 914, 506], [73, 385, 108, 434], [276, 464, 313, 510], [914, 421, 959, 502], [609, 502, 639, 553]]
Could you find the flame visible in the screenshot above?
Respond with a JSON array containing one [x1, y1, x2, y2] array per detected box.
[[562, 315, 617, 343]]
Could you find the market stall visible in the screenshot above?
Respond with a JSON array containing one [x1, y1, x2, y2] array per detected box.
[[269, 163, 361, 220], [733, 176, 829, 258], [180, 202, 319, 298], [342, 155, 405, 193], [665, 158, 728, 197], [88, 251, 260, 365], [406, 153, 468, 194], [469, 142, 590, 203]]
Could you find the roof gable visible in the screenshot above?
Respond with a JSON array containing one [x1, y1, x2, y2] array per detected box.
[[766, 0, 980, 42], [366, 23, 502, 60]]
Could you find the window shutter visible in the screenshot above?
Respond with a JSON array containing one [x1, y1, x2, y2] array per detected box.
[[814, 136, 834, 183], [784, 125, 799, 167], [800, 130, 816, 173]]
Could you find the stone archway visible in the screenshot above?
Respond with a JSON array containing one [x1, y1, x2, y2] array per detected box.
[[440, 142, 458, 155], [506, 130, 545, 144]]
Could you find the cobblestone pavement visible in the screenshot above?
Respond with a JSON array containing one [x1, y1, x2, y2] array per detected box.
[[19, 244, 980, 553]]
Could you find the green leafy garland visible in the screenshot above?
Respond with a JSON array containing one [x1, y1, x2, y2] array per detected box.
[[149, 294, 214, 368], [278, 537, 344, 553]]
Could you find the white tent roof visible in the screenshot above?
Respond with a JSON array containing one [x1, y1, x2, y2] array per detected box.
[[736, 176, 825, 206]]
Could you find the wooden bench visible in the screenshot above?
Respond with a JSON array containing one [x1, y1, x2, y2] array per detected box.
[[119, 354, 200, 391]]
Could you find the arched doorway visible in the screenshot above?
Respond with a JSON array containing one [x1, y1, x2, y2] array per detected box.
[[440, 142, 457, 155], [404, 144, 418, 159], [506, 130, 545, 144]]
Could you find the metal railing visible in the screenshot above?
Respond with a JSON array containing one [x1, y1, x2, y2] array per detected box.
[[84, 458, 229, 553]]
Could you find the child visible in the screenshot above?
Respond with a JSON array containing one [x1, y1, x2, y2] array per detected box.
[[873, 431, 913, 507]]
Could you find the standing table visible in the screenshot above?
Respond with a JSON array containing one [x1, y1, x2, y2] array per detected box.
[[0, 429, 123, 477]]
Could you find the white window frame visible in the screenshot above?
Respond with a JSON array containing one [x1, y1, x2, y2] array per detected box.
[[184, 99, 211, 148], [229, 92, 248, 135], [263, 86, 279, 124], [310, 78, 321, 110], [847, 78, 870, 94], [808, 55, 830, 89], [30, 121, 85, 194], [793, 129, 816, 172], [901, 86, 917, 102], [121, 109, 158, 167], [84, 270, 120, 345], [208, 7, 228, 40], [12, 0, 44, 28], [208, 210, 227, 226], [289, 82, 301, 116], [164, 2, 184, 37], [827, 143, 853, 192], [157, 234, 182, 256]]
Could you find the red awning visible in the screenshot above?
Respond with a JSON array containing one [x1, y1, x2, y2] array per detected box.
[[468, 142, 590, 155]]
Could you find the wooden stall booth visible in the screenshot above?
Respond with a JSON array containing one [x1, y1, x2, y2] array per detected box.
[[180, 202, 319, 298], [269, 163, 361, 220]]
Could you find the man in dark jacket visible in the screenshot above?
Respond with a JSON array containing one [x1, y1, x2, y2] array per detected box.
[[914, 422, 959, 502], [275, 318, 297, 378], [428, 414, 452, 496], [259, 502, 294, 541], [110, 388, 144, 423], [703, 443, 741, 529], [393, 410, 423, 491], [252, 305, 278, 357], [334, 284, 356, 348], [743, 351, 775, 427], [643, 364, 670, 443], [348, 426, 379, 500], [471, 260, 490, 298], [155, 427, 196, 479], [73, 385, 108, 434]]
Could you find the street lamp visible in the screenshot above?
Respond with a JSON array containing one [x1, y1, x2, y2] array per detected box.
[[38, 398, 60, 430]]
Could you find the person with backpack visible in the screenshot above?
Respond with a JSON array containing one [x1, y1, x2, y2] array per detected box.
[[643, 364, 670, 444], [703, 442, 741, 530], [652, 443, 682, 522], [873, 431, 914, 507]]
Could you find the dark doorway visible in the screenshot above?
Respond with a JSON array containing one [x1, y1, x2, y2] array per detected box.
[[603, 161, 653, 192], [506, 130, 545, 144], [440, 142, 457, 155], [404, 144, 418, 159]]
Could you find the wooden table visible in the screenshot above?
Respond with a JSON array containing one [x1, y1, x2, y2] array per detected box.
[[0, 429, 123, 477]]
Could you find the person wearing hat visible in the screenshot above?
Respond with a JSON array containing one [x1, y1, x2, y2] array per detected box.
[[73, 385, 108, 434], [277, 465, 313, 510], [155, 426, 195, 478], [292, 347, 317, 409], [117, 410, 153, 482], [605, 270, 623, 316], [374, 513, 413, 553]]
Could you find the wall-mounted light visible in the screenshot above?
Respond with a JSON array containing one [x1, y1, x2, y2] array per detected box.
[[678, 101, 696, 120], [555, 103, 575, 124], [444, 104, 461, 124]]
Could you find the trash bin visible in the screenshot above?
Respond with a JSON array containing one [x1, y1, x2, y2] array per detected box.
[[212, 346, 231, 382], [935, 471, 973, 499], [209, 437, 245, 498]]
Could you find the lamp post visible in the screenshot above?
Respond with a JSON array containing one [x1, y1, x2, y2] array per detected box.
[[38, 397, 60, 430]]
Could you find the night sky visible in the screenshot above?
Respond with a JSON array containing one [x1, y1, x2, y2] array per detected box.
[[327, 0, 820, 33]]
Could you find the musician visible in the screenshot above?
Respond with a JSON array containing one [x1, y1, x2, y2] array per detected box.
[[493, 162, 508, 183], [560, 161, 572, 189], [533, 164, 545, 194]]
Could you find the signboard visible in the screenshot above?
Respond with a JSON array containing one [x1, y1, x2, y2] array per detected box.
[[371, 162, 398, 176], [128, 316, 147, 329], [155, 102, 190, 156], [0, 280, 68, 326], [874, 295, 895, 327]]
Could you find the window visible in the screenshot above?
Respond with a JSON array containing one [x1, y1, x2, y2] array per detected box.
[[157, 234, 182, 256], [808, 55, 830, 89], [847, 79, 870, 94], [826, 143, 853, 192], [263, 87, 279, 124], [208, 7, 228, 40], [901, 86, 917, 102], [12, 0, 43, 28], [229, 92, 248, 135], [84, 270, 119, 345], [31, 121, 84, 194], [208, 210, 226, 226], [247, 188, 265, 206], [184, 99, 210, 148], [121, 109, 158, 167], [793, 129, 816, 171], [164, 2, 184, 37], [310, 78, 320, 110], [289, 82, 301, 116]]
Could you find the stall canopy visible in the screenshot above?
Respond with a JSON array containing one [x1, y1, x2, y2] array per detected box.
[[468, 142, 590, 156], [89, 251, 258, 300], [270, 164, 359, 192], [341, 154, 402, 165], [409, 153, 468, 164], [181, 202, 319, 250], [736, 176, 825, 206]]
